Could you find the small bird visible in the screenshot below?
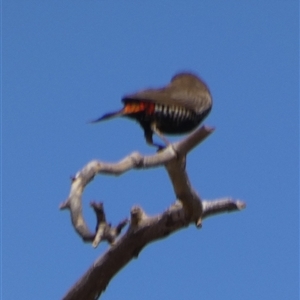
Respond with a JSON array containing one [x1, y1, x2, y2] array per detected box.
[[90, 72, 212, 147]]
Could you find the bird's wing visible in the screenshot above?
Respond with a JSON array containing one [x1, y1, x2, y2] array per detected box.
[[122, 86, 212, 113]]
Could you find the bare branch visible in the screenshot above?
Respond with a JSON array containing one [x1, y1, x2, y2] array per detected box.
[[89, 202, 128, 247], [59, 125, 214, 242], [60, 125, 246, 299], [202, 199, 246, 219], [62, 198, 245, 300]]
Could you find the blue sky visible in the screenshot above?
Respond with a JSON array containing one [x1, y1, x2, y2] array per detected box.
[[2, 1, 298, 299]]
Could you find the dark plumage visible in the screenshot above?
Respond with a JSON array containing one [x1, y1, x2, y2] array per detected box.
[[91, 72, 212, 147]]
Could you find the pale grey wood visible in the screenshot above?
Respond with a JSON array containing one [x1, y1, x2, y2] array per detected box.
[[60, 125, 246, 300]]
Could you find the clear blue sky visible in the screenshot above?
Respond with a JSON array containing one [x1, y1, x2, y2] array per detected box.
[[2, 1, 298, 299]]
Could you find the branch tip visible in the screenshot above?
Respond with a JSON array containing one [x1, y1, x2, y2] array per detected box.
[[236, 201, 246, 210], [59, 200, 70, 210], [130, 206, 147, 226]]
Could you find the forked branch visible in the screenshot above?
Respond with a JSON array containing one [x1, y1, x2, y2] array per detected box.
[[60, 125, 246, 300]]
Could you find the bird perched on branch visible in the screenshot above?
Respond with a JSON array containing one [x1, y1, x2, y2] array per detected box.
[[90, 72, 212, 147]]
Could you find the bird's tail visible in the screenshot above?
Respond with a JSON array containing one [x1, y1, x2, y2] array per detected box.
[[88, 109, 124, 123]]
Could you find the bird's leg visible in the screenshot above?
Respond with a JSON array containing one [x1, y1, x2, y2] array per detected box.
[[151, 123, 170, 146], [144, 130, 154, 145], [144, 128, 165, 150]]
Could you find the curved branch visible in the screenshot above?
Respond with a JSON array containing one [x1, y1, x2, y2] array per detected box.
[[59, 125, 214, 241], [60, 125, 246, 299], [62, 198, 245, 300]]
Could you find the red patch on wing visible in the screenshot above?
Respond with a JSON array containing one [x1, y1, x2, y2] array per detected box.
[[124, 102, 155, 115]]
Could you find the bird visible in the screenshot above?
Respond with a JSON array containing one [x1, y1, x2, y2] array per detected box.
[[90, 72, 212, 147]]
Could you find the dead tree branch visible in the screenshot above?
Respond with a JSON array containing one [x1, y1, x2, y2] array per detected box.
[[60, 125, 246, 300]]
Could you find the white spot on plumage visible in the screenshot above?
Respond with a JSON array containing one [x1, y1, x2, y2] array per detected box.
[[177, 107, 183, 118], [155, 104, 162, 112], [181, 108, 187, 119], [163, 106, 168, 116], [174, 106, 178, 115]]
